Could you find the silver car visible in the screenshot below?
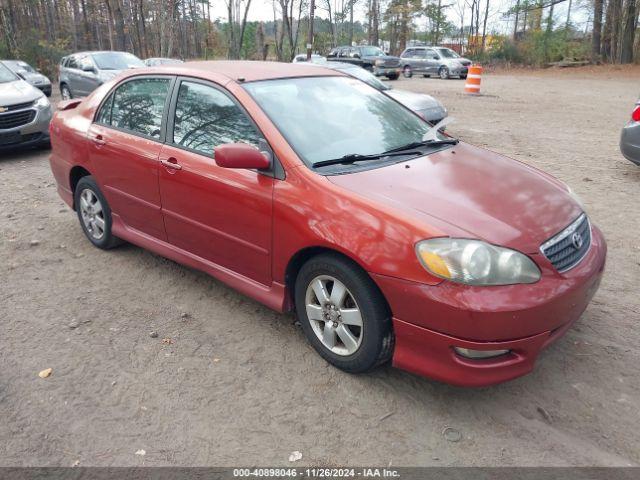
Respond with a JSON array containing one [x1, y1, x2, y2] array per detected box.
[[400, 46, 471, 79], [59, 51, 144, 99], [144, 57, 184, 66], [621, 98, 640, 165], [0, 62, 52, 150], [1, 60, 52, 97], [315, 62, 447, 124]]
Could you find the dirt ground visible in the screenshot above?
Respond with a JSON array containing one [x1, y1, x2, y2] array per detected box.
[[1, 67, 639, 467]]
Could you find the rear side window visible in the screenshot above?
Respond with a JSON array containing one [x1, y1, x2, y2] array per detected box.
[[105, 78, 170, 139], [172, 81, 260, 156], [67, 56, 78, 69]]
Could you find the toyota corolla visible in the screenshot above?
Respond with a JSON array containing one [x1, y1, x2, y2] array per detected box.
[[48, 62, 606, 386]]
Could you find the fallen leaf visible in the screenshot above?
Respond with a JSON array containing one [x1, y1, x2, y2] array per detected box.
[[288, 451, 302, 462], [135, 449, 146, 456], [38, 368, 52, 378], [162, 338, 173, 345]]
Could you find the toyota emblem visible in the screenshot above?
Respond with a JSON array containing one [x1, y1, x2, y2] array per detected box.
[[571, 232, 583, 250]]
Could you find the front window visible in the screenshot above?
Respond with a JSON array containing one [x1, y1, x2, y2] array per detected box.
[[172, 81, 260, 157], [0, 63, 18, 83], [361, 46, 385, 57], [243, 76, 448, 169], [91, 52, 144, 70], [437, 48, 460, 58]]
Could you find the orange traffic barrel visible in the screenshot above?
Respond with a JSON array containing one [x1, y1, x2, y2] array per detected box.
[[464, 65, 483, 94]]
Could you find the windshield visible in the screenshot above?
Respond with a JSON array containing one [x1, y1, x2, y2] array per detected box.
[[437, 48, 460, 58], [91, 52, 144, 70], [0, 62, 18, 83], [5, 61, 36, 73], [344, 66, 390, 91], [243, 76, 448, 168], [361, 46, 385, 57]]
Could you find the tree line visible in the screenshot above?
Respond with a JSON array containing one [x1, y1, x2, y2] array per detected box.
[[0, 0, 637, 78]]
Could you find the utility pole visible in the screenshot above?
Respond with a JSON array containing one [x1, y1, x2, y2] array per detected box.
[[307, 0, 315, 60]]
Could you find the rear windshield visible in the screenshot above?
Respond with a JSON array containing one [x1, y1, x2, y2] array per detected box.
[[91, 52, 144, 70]]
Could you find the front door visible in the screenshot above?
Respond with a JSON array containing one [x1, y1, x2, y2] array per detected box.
[[88, 76, 174, 240], [158, 79, 274, 285]]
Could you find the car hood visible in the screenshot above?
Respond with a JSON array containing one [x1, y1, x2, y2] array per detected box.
[[0, 79, 42, 105], [385, 89, 443, 111], [327, 142, 582, 254]]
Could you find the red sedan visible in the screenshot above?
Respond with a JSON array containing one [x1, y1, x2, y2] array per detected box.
[[49, 61, 606, 386]]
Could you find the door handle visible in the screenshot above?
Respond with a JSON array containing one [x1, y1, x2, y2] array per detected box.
[[90, 134, 106, 146], [161, 158, 182, 170]]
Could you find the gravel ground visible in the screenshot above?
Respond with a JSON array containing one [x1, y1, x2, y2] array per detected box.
[[1, 68, 639, 467]]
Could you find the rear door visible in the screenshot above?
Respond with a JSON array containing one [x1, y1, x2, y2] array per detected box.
[[87, 75, 175, 240], [425, 49, 440, 74], [157, 78, 274, 285]]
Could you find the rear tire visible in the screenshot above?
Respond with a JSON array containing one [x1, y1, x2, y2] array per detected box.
[[423, 74, 430, 78], [60, 84, 72, 100], [387, 73, 399, 80], [294, 253, 394, 373], [74, 176, 123, 250]]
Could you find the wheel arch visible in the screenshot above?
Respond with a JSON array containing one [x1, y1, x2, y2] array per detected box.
[[284, 246, 391, 315], [69, 165, 92, 210]]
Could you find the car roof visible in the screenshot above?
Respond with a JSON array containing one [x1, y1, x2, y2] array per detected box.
[[146, 60, 342, 83]]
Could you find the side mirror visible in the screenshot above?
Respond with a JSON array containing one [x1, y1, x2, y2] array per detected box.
[[82, 64, 96, 73], [214, 143, 271, 170]]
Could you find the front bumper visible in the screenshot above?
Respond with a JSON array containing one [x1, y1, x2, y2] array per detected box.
[[449, 66, 468, 76], [374, 66, 401, 77], [373, 226, 607, 386], [620, 121, 640, 165], [0, 106, 52, 150]]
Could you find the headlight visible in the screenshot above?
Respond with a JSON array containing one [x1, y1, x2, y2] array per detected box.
[[416, 238, 541, 286], [34, 95, 50, 109]]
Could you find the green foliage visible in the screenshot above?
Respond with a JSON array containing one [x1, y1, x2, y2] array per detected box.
[[470, 29, 591, 67], [1, 29, 68, 79]]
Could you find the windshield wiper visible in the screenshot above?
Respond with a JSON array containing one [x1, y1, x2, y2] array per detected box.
[[312, 150, 422, 168], [384, 138, 458, 154]]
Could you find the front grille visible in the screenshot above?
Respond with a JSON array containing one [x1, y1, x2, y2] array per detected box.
[[540, 213, 591, 272], [1, 101, 34, 111], [380, 59, 400, 68], [0, 109, 36, 130]]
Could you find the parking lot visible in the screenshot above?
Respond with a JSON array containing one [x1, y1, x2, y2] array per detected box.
[[1, 68, 639, 467]]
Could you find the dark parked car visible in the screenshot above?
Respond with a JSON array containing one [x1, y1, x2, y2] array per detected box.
[[400, 46, 471, 79], [1, 60, 52, 96], [59, 51, 145, 99], [327, 46, 400, 80], [313, 61, 447, 124], [620, 98, 640, 166]]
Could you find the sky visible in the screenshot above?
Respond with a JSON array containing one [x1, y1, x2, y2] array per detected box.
[[206, 0, 591, 38]]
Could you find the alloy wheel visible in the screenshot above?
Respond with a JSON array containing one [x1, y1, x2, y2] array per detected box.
[[305, 275, 363, 356], [61, 86, 71, 100], [439, 67, 449, 80], [403, 66, 412, 78], [79, 188, 105, 240]]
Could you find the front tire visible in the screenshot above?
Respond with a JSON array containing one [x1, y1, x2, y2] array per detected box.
[[294, 253, 394, 373], [403, 66, 412, 78], [387, 73, 399, 80], [74, 176, 123, 250], [439, 66, 450, 79]]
